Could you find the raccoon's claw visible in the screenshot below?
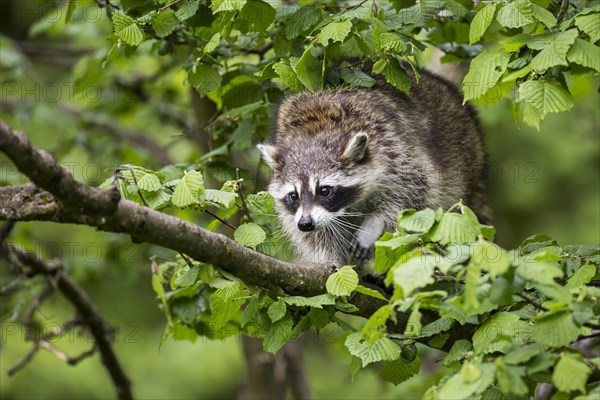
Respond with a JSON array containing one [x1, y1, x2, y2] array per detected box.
[[350, 240, 374, 266]]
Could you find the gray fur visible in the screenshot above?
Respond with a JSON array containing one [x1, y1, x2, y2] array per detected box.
[[259, 69, 491, 273]]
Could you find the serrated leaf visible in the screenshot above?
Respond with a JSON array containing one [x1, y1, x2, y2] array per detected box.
[[152, 10, 178, 38], [530, 29, 578, 72], [211, 0, 247, 13], [565, 263, 596, 289], [172, 170, 204, 208], [263, 314, 293, 353], [286, 4, 321, 39], [239, 0, 275, 32], [201, 189, 237, 210], [438, 363, 496, 399], [575, 12, 600, 43], [234, 223, 266, 250], [533, 310, 580, 348], [399, 209, 436, 233], [317, 19, 352, 45], [203, 33, 221, 53], [530, 3, 557, 29], [469, 3, 497, 45], [273, 62, 304, 91], [188, 63, 222, 96], [290, 45, 322, 91], [112, 12, 144, 46], [442, 339, 472, 366], [176, 0, 200, 20], [144, 189, 172, 209], [552, 354, 591, 393], [392, 255, 437, 298], [282, 293, 336, 308], [362, 306, 390, 342], [429, 212, 479, 245], [462, 49, 510, 102], [326, 266, 359, 297], [379, 57, 411, 94], [496, 0, 534, 28], [473, 312, 520, 354], [247, 191, 274, 214], [340, 68, 376, 88], [504, 343, 544, 364], [380, 357, 421, 386], [567, 38, 600, 72], [268, 299, 287, 322], [518, 80, 574, 118], [137, 173, 162, 192], [472, 241, 511, 279], [345, 332, 402, 367], [377, 32, 408, 53]]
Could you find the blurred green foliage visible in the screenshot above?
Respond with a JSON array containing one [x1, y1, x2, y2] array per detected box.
[[0, 0, 598, 399]]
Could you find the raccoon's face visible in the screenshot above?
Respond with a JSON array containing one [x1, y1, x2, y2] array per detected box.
[[259, 132, 371, 234]]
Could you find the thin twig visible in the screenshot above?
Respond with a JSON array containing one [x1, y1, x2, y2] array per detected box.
[[236, 170, 253, 222], [556, 0, 569, 24], [157, 0, 183, 13], [8, 344, 40, 376], [205, 209, 237, 230]]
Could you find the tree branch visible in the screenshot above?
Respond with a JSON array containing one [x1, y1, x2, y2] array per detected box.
[[1, 242, 134, 400]]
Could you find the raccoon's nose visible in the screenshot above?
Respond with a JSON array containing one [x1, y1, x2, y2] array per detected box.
[[298, 216, 315, 232]]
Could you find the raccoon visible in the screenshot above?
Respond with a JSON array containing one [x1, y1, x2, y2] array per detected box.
[[258, 69, 491, 274]]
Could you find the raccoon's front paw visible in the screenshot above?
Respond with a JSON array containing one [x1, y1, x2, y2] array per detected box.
[[349, 239, 374, 266]]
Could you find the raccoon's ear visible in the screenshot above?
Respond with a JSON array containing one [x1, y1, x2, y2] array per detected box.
[[257, 144, 278, 168], [341, 132, 369, 164]]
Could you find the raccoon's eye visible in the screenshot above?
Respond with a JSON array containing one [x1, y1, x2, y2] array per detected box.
[[319, 186, 333, 197], [287, 192, 299, 202]]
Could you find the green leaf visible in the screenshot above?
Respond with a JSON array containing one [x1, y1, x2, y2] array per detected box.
[[209, 286, 246, 330], [263, 314, 293, 353], [203, 33, 221, 53], [317, 19, 352, 45], [472, 241, 511, 279], [530, 3, 557, 29], [462, 49, 510, 102], [533, 310, 581, 348], [65, 0, 77, 24], [380, 357, 421, 386], [247, 191, 274, 214], [473, 312, 520, 354], [234, 223, 266, 250], [530, 29, 578, 72], [137, 173, 162, 192], [565, 263, 596, 289], [211, 0, 247, 13], [326, 266, 359, 297], [575, 12, 600, 43], [469, 3, 497, 45], [355, 285, 387, 301], [380, 57, 411, 94], [291, 45, 322, 91], [345, 332, 402, 367], [496, 0, 534, 28], [152, 10, 178, 38], [188, 63, 222, 96], [399, 209, 436, 233], [268, 299, 287, 322], [285, 5, 321, 39], [273, 62, 304, 91], [567, 38, 600, 72], [504, 343, 544, 364], [429, 212, 479, 245], [172, 170, 204, 208], [282, 293, 336, 308], [176, 0, 200, 20], [201, 189, 237, 210], [552, 354, 592, 393], [518, 80, 574, 118], [239, 0, 275, 32], [442, 339, 472, 366], [112, 12, 144, 46], [340, 68, 376, 88], [438, 363, 496, 400], [392, 255, 437, 298], [377, 32, 408, 53]]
